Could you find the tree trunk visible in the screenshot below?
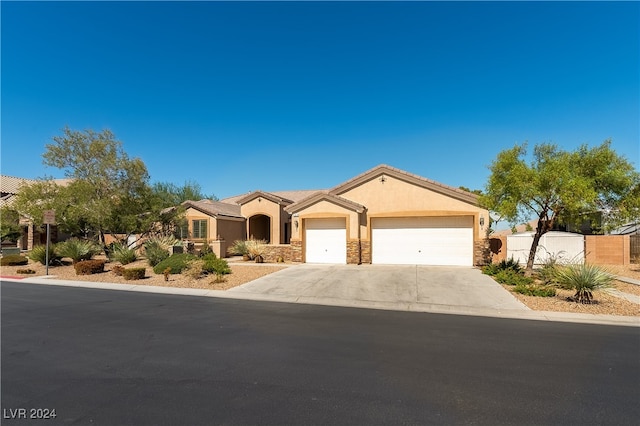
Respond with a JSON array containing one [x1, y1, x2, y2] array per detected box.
[[525, 230, 543, 276]]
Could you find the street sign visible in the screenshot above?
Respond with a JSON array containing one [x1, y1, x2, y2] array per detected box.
[[43, 210, 56, 225]]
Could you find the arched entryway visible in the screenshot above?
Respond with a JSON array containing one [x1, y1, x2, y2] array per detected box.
[[248, 214, 271, 243]]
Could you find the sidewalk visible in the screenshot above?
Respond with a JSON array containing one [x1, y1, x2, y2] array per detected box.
[[2, 275, 638, 328]]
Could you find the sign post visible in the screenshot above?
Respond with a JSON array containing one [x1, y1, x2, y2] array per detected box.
[[43, 210, 56, 275]]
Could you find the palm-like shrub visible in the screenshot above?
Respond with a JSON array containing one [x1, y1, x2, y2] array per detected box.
[[57, 238, 101, 263], [109, 242, 137, 265], [28, 244, 61, 265], [554, 263, 614, 304]]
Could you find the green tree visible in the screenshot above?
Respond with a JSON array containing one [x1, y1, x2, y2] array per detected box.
[[481, 140, 639, 273], [12, 127, 181, 247], [0, 206, 22, 242], [151, 180, 217, 206]]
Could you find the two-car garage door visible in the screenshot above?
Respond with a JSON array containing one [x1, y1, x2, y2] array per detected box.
[[371, 216, 473, 266]]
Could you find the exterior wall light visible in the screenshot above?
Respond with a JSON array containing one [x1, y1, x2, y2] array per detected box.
[[479, 216, 485, 227]]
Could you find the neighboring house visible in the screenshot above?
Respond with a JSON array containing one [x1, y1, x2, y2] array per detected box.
[[0, 175, 71, 250], [181, 165, 489, 266]]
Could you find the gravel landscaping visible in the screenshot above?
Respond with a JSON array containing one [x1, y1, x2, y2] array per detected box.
[[2, 256, 638, 317]]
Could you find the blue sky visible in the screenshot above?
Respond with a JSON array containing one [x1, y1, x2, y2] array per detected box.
[[2, 1, 638, 200]]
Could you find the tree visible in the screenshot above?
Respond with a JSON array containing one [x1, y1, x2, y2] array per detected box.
[[0, 206, 22, 243], [151, 180, 218, 207], [480, 140, 639, 273]]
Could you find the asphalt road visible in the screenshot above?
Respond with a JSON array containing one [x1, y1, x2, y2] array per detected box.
[[2, 281, 639, 426]]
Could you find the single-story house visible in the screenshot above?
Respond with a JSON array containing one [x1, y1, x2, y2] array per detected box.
[[180, 165, 489, 266]]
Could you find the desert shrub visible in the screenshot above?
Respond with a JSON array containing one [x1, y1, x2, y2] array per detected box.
[[109, 242, 137, 265], [0, 254, 29, 266], [210, 258, 231, 282], [492, 268, 534, 286], [57, 238, 101, 263], [144, 244, 170, 267], [183, 259, 205, 279], [74, 259, 106, 275], [144, 236, 179, 266], [228, 240, 248, 257], [246, 238, 267, 262], [16, 268, 36, 274], [153, 253, 196, 275], [28, 244, 61, 265], [554, 263, 613, 304], [513, 284, 556, 297], [199, 240, 213, 256], [482, 257, 522, 276], [112, 265, 125, 276], [122, 267, 146, 280]]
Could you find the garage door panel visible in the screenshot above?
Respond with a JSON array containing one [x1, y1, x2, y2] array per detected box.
[[372, 217, 473, 266], [305, 218, 346, 264]]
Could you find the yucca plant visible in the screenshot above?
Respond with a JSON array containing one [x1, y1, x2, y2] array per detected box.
[[144, 236, 179, 266], [57, 238, 102, 263], [554, 263, 614, 304], [28, 244, 61, 265], [109, 242, 137, 265], [228, 240, 249, 257], [245, 238, 267, 262]]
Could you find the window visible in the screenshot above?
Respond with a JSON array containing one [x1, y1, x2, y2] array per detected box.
[[175, 224, 189, 239], [192, 219, 208, 239]]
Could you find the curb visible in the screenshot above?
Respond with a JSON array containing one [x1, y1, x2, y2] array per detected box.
[[2, 276, 638, 328]]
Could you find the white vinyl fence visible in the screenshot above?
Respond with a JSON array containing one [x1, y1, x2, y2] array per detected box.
[[507, 231, 585, 266]]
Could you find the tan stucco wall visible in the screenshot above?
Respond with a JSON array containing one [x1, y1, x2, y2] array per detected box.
[[240, 198, 290, 244], [336, 174, 489, 239], [184, 207, 245, 243], [291, 200, 360, 240]]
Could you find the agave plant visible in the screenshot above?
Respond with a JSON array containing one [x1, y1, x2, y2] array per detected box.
[[57, 238, 102, 263], [554, 263, 614, 304]]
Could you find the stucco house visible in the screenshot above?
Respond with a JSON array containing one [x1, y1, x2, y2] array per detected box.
[[179, 165, 489, 266]]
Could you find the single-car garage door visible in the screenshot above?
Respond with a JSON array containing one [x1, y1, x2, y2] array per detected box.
[[305, 218, 347, 264], [372, 216, 473, 266]]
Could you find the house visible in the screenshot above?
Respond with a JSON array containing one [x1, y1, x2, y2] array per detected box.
[[180, 165, 489, 266], [0, 175, 71, 250]]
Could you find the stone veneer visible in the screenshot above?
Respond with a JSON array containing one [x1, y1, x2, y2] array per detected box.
[[262, 244, 293, 263], [360, 240, 371, 264], [346, 240, 360, 264], [474, 239, 492, 266], [290, 240, 302, 263]]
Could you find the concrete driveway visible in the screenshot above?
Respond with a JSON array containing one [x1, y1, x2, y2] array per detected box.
[[229, 264, 529, 314]]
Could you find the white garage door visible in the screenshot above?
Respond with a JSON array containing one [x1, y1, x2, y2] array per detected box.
[[372, 216, 473, 266], [305, 218, 347, 264]]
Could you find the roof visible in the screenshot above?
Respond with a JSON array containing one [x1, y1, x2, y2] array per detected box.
[[329, 164, 480, 205], [1, 175, 37, 196], [284, 191, 366, 214], [492, 220, 538, 237], [182, 199, 243, 219], [220, 189, 322, 205], [0, 175, 73, 208]]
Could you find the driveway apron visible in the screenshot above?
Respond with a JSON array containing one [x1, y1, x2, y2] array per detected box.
[[229, 264, 528, 311]]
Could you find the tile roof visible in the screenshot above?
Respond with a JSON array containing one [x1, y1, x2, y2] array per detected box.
[[1, 175, 36, 195], [220, 189, 322, 205], [183, 199, 243, 219]]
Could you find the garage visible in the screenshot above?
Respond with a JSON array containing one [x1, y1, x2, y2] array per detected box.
[[304, 218, 347, 264], [371, 216, 473, 266]]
